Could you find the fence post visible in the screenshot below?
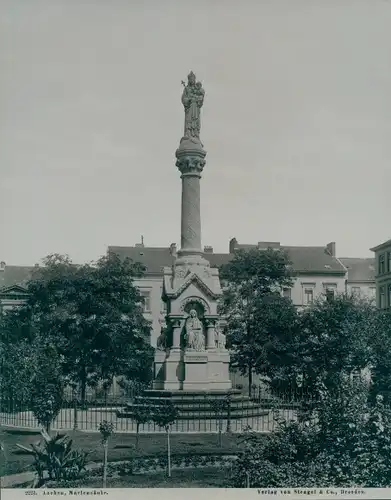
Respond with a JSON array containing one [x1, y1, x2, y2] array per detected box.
[[226, 393, 232, 433], [73, 397, 78, 431]]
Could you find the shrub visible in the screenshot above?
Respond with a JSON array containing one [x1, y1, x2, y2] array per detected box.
[[30, 343, 64, 432], [231, 380, 391, 488]]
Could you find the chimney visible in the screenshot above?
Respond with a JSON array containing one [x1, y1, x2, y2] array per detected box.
[[169, 243, 177, 258], [135, 236, 145, 248], [326, 242, 336, 257], [204, 246, 213, 253], [0, 261, 5, 271], [229, 238, 238, 254]]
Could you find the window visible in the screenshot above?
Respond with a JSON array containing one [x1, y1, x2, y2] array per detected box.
[[283, 288, 291, 299], [369, 287, 376, 298], [140, 291, 151, 312], [380, 286, 386, 308], [160, 288, 167, 313], [388, 285, 391, 308], [326, 289, 335, 302], [351, 287, 361, 296], [379, 254, 386, 275], [323, 283, 337, 302], [304, 288, 314, 305], [388, 252, 391, 273]]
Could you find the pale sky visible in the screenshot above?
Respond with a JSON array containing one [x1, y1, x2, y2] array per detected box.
[[1, 0, 390, 265]]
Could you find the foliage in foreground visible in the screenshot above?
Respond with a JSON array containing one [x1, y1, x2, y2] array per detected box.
[[232, 380, 391, 488], [16, 429, 89, 488]]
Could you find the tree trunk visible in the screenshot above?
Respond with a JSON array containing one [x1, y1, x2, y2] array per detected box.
[[226, 397, 232, 433], [248, 367, 253, 398], [80, 366, 87, 406], [166, 427, 171, 478], [218, 420, 223, 447], [136, 423, 140, 451], [73, 398, 78, 431], [103, 440, 108, 488]]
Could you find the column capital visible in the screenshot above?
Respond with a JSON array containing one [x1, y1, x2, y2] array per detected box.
[[175, 153, 206, 176], [167, 314, 185, 327], [204, 315, 219, 326]]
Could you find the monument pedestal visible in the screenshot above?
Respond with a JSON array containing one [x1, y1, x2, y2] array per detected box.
[[153, 349, 231, 391]]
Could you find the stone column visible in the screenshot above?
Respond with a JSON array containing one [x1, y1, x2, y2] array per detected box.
[[181, 172, 201, 252], [176, 148, 206, 257], [170, 316, 184, 351]]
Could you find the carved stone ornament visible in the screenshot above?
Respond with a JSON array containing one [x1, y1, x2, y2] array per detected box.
[[176, 268, 186, 279], [179, 296, 210, 315], [175, 155, 206, 174]]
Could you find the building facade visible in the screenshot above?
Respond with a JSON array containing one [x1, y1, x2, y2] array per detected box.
[[0, 241, 376, 346], [108, 238, 375, 346], [370, 239, 391, 309], [339, 257, 376, 300]]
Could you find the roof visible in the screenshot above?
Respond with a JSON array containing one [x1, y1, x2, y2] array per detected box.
[[0, 266, 34, 292], [370, 239, 391, 252], [339, 258, 375, 282], [108, 246, 175, 274], [283, 246, 345, 273], [108, 244, 346, 275]]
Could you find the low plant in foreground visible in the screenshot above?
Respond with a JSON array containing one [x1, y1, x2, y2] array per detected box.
[[16, 429, 89, 487]]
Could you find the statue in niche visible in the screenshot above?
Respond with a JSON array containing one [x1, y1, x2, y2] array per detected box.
[[181, 71, 205, 142], [156, 318, 169, 351], [185, 309, 205, 351], [215, 323, 227, 351]]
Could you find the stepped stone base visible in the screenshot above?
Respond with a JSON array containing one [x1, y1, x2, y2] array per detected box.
[[118, 389, 269, 420]]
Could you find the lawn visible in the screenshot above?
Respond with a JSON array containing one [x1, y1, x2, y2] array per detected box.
[[0, 427, 249, 477], [14, 467, 231, 488]]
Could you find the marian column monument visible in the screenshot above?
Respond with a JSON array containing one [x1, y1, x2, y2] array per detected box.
[[120, 74, 266, 424], [153, 72, 231, 391]]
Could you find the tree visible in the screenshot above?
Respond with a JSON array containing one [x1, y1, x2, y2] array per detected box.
[[98, 420, 114, 488], [152, 400, 178, 478], [296, 294, 379, 393], [8, 253, 154, 403], [368, 309, 391, 402], [0, 309, 38, 408], [30, 341, 64, 432], [219, 248, 296, 394], [132, 400, 153, 451]]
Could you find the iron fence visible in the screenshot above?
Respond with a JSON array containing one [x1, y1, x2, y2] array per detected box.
[[0, 386, 315, 434]]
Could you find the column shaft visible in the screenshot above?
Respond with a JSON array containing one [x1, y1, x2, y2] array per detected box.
[[180, 173, 201, 252]]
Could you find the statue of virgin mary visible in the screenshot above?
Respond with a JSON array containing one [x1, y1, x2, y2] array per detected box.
[[181, 71, 205, 142]]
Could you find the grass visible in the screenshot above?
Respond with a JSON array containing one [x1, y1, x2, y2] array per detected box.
[[0, 427, 248, 477], [14, 467, 231, 488]]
